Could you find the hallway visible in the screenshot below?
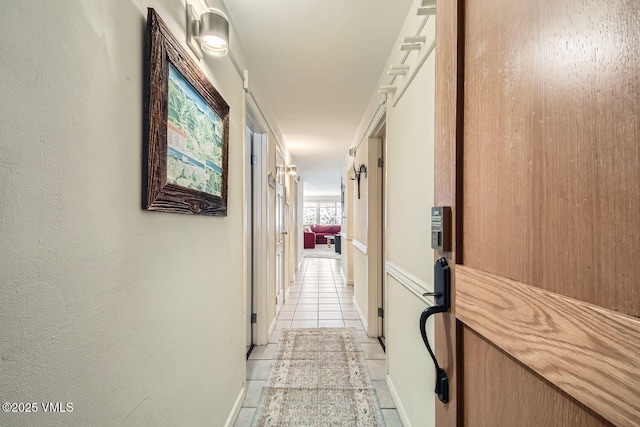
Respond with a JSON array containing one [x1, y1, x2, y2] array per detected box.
[[236, 257, 402, 426]]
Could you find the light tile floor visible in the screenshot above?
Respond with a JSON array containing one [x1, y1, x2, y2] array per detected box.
[[236, 257, 402, 427]]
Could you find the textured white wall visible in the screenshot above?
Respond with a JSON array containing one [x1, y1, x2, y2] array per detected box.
[[385, 13, 437, 427], [345, 0, 437, 425], [340, 168, 355, 285], [386, 276, 437, 424], [0, 1, 246, 425], [352, 142, 369, 326], [386, 34, 436, 286]]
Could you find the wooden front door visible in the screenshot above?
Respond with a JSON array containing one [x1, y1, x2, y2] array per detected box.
[[434, 0, 640, 426]]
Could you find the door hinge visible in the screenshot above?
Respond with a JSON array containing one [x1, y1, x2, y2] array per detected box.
[[378, 307, 384, 318], [251, 154, 258, 165], [251, 313, 257, 323], [378, 157, 384, 167]]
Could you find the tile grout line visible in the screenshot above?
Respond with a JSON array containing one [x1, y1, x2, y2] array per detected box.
[[239, 258, 398, 425]]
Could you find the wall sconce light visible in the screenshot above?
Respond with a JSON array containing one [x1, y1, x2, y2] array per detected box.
[[388, 65, 410, 76], [287, 165, 297, 175], [187, 3, 230, 59], [418, 0, 437, 16], [350, 163, 368, 199]]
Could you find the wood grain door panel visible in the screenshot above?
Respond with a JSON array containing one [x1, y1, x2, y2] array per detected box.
[[435, 0, 640, 425], [461, 326, 612, 427], [456, 265, 640, 426], [462, 0, 640, 316]]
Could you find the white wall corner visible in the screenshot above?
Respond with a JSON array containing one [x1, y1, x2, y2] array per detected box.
[[268, 316, 277, 338], [352, 295, 368, 332], [341, 269, 348, 285], [224, 387, 246, 427]]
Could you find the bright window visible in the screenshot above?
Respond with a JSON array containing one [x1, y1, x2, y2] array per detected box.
[[303, 206, 316, 225], [319, 202, 337, 225], [303, 200, 341, 225]]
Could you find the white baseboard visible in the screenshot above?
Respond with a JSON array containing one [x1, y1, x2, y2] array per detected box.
[[224, 387, 246, 427], [352, 295, 368, 331], [268, 316, 277, 338], [386, 375, 412, 427], [341, 268, 347, 284], [340, 265, 354, 286]]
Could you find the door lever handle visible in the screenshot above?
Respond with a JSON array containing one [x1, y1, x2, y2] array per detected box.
[[423, 291, 442, 297], [419, 257, 451, 404]]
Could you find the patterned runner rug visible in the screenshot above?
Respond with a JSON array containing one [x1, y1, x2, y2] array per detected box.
[[252, 328, 385, 426]]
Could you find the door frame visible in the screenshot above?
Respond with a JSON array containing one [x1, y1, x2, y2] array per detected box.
[[371, 120, 387, 343], [245, 126, 254, 357], [246, 103, 270, 346], [274, 146, 286, 315], [433, 0, 463, 421], [364, 115, 385, 338]]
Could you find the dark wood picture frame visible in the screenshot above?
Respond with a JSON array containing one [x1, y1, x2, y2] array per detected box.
[[143, 8, 230, 216]]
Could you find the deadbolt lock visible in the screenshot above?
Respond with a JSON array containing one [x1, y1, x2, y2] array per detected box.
[[431, 207, 451, 252]]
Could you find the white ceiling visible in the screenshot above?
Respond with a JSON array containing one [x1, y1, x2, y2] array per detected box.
[[222, 0, 414, 196]]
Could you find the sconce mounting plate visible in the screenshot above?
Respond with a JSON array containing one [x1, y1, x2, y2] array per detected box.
[[186, 3, 204, 59]]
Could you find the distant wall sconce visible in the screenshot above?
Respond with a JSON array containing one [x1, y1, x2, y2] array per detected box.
[[186, 3, 230, 58], [388, 65, 410, 76], [379, 85, 397, 95], [418, 0, 436, 16], [287, 165, 297, 175], [350, 163, 367, 199]]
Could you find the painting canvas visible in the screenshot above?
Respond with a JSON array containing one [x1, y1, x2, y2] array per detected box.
[[167, 65, 224, 196], [143, 8, 229, 216]]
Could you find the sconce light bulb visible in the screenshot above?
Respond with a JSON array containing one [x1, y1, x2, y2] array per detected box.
[[201, 35, 228, 56]]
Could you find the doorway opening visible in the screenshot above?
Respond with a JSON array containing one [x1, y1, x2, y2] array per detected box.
[[370, 121, 386, 348], [275, 148, 286, 316], [245, 126, 254, 358], [245, 105, 270, 356]]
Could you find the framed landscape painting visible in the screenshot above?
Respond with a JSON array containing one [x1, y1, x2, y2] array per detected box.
[[143, 8, 229, 216]]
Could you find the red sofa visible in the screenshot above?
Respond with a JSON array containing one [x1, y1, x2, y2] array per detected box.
[[304, 224, 341, 249]]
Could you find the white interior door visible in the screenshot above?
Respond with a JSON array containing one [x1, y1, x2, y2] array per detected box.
[[245, 127, 253, 353], [275, 150, 285, 313]]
